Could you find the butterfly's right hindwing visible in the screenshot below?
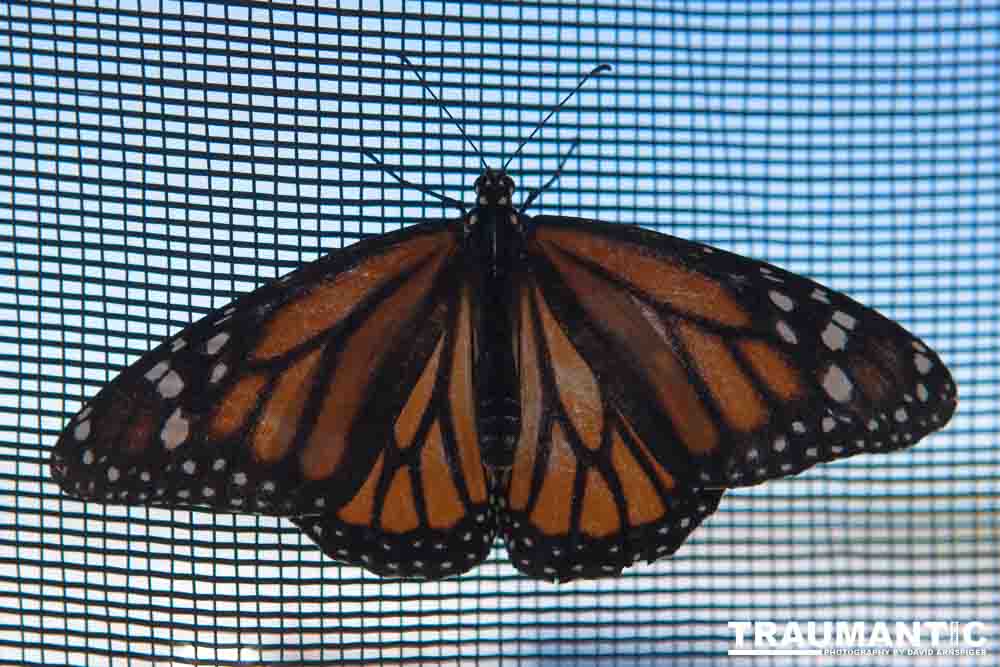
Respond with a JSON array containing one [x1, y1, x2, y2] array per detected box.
[[293, 273, 496, 578]]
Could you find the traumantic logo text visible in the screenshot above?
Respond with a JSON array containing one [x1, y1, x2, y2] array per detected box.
[[727, 621, 992, 657]]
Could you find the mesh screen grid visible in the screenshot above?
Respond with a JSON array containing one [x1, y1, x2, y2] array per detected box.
[[1, 2, 997, 665]]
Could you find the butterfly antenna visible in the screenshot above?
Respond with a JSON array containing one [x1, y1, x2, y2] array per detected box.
[[502, 64, 611, 171], [397, 54, 490, 171], [361, 150, 467, 213], [519, 139, 580, 213]]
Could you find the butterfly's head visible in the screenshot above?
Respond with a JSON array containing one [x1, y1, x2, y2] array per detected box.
[[474, 169, 515, 208]]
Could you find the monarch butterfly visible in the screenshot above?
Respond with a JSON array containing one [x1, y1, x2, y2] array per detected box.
[[49, 65, 956, 582]]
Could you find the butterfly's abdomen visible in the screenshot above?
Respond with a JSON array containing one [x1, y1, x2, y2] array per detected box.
[[474, 285, 521, 469], [478, 396, 520, 469], [468, 205, 523, 470]]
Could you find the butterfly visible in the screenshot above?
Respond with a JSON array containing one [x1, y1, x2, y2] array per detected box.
[[49, 66, 957, 583]]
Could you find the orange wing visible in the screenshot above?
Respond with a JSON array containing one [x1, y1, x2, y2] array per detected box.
[[293, 275, 494, 578], [500, 216, 956, 581], [50, 221, 493, 578], [523, 217, 957, 489], [501, 271, 723, 581]]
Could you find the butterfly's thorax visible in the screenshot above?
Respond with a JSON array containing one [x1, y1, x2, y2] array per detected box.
[[466, 169, 523, 470]]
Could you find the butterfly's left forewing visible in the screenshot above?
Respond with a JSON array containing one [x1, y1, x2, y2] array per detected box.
[[50, 221, 495, 578], [523, 217, 957, 489]]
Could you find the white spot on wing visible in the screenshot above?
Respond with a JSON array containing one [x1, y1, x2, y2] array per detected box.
[[916, 383, 929, 402], [182, 460, 197, 475], [822, 365, 853, 403], [107, 467, 120, 482], [832, 311, 856, 330], [209, 363, 227, 384], [74, 420, 91, 441], [811, 288, 830, 304], [914, 353, 933, 374], [776, 320, 798, 344], [161, 408, 190, 451], [821, 323, 848, 351], [145, 361, 170, 382], [769, 290, 794, 312], [157, 370, 184, 399], [82, 449, 95, 465], [205, 333, 230, 355]]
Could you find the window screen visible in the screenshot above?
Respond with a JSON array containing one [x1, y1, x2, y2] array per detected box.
[[2, 2, 997, 665]]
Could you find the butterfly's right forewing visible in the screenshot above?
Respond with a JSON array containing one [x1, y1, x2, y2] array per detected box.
[[51, 222, 480, 514]]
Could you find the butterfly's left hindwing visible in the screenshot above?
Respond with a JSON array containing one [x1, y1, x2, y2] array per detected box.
[[50, 221, 495, 577], [500, 268, 723, 581]]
